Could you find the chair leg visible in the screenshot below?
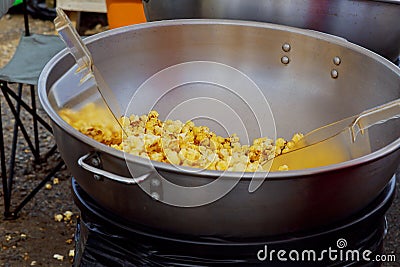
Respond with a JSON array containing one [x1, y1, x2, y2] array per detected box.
[[0, 87, 11, 216], [12, 160, 64, 217], [30, 85, 41, 162], [4, 83, 57, 161], [3, 85, 52, 133], [5, 84, 23, 215], [44, 144, 58, 159], [0, 84, 38, 157], [0, 81, 65, 218]]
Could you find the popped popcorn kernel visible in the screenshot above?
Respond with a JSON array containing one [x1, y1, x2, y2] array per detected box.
[[278, 165, 289, 171], [53, 254, 64, 261], [60, 104, 303, 172], [54, 214, 63, 222], [63, 211, 73, 221]]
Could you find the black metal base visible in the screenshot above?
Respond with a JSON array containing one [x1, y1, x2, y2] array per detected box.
[[71, 176, 395, 266]]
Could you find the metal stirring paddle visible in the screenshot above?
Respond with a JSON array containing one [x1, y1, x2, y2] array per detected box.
[[272, 98, 399, 168], [249, 98, 400, 192], [54, 8, 127, 135]]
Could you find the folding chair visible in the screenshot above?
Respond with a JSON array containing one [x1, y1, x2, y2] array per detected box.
[[0, 0, 65, 218]]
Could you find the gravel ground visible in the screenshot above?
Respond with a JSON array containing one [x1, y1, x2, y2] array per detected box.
[[0, 13, 399, 267]]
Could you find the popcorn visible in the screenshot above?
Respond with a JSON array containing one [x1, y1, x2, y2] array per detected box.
[[60, 104, 303, 172], [63, 211, 73, 221], [59, 103, 122, 145], [275, 138, 286, 148], [53, 254, 64, 261], [278, 165, 289, 171], [292, 133, 304, 143], [54, 214, 63, 222]]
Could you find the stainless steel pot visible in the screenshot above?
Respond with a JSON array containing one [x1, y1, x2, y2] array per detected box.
[[143, 0, 400, 61], [39, 20, 400, 237]]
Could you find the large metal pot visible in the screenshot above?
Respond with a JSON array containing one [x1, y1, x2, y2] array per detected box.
[[39, 20, 400, 237], [143, 0, 400, 61]]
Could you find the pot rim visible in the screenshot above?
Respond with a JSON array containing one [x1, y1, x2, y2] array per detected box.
[[38, 19, 400, 180], [374, 0, 400, 4]]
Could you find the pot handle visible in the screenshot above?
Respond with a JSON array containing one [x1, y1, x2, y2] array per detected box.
[[77, 153, 151, 184]]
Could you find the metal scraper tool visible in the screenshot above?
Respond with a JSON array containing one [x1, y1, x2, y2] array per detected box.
[[249, 98, 400, 192], [54, 8, 127, 136]]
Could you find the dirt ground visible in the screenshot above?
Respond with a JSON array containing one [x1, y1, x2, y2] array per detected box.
[[0, 11, 399, 267]]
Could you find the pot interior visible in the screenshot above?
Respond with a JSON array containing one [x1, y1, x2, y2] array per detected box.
[[43, 21, 400, 159]]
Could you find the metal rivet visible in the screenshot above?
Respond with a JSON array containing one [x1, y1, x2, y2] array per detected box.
[[331, 69, 339, 79], [282, 43, 291, 52], [93, 174, 102, 181], [333, 56, 341, 66], [151, 179, 160, 187], [281, 56, 290, 65], [90, 158, 100, 167], [151, 192, 160, 200]]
